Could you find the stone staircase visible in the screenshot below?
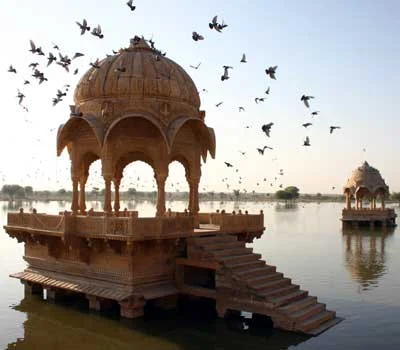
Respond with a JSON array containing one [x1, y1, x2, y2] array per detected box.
[[188, 234, 340, 336]]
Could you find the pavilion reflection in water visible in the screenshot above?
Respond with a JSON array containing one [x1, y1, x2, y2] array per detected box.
[[7, 295, 310, 350], [343, 228, 394, 291]]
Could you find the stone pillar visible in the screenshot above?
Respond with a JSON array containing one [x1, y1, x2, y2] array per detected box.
[[370, 197, 374, 210], [188, 177, 200, 215], [24, 282, 43, 296], [79, 175, 88, 215], [381, 197, 385, 210], [71, 177, 79, 215], [103, 175, 113, 215], [155, 172, 167, 217], [113, 177, 121, 216], [346, 193, 351, 210], [86, 295, 101, 311], [119, 296, 146, 319]]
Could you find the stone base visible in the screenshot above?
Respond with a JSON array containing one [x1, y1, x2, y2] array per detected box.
[[24, 282, 43, 296], [119, 296, 146, 319]]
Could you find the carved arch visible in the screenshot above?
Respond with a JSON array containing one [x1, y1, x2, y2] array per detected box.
[[57, 115, 105, 156]]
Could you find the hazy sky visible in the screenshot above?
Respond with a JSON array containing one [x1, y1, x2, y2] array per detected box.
[[1, 0, 399, 194]]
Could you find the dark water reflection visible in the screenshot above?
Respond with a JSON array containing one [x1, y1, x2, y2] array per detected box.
[[7, 295, 309, 350], [343, 228, 394, 291]]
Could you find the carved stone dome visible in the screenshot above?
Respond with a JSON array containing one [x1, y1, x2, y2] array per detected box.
[[344, 161, 389, 195], [73, 37, 201, 126]]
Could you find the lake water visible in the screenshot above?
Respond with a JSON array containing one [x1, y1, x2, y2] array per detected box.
[[1, 200, 400, 349]]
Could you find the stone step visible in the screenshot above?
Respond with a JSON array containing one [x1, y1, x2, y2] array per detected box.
[[261, 284, 299, 298], [246, 272, 283, 284], [236, 265, 276, 278], [290, 303, 326, 322], [213, 247, 253, 257], [297, 310, 336, 333], [202, 241, 245, 251], [252, 277, 291, 292], [222, 253, 262, 266], [270, 290, 309, 307], [230, 260, 266, 272], [278, 296, 318, 314], [193, 235, 236, 245], [306, 317, 342, 336]]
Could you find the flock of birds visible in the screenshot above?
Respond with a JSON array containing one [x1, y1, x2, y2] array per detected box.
[[5, 1, 343, 195]]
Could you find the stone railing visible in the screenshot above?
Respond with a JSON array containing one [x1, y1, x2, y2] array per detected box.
[[6, 209, 194, 240], [198, 210, 264, 232], [7, 210, 66, 233], [342, 208, 397, 220]]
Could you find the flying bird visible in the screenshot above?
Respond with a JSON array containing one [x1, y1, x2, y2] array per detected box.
[[76, 19, 90, 35], [302, 122, 312, 128], [224, 162, 234, 167], [23, 80, 30, 85], [265, 86, 270, 95], [47, 52, 57, 66], [257, 146, 273, 155], [311, 111, 320, 116], [303, 136, 311, 146], [8, 65, 17, 73], [330, 126, 341, 134], [265, 66, 277, 79], [238, 106, 245, 112], [28, 62, 39, 69], [126, 0, 136, 11], [238, 151, 246, 155], [73, 68, 79, 75], [240, 53, 247, 63], [72, 52, 84, 59], [17, 90, 25, 105], [209, 16, 228, 32], [190, 62, 201, 69], [90, 59, 101, 69], [52, 42, 60, 50], [215, 101, 223, 107], [91, 25, 104, 38], [221, 65, 233, 81], [192, 32, 204, 41], [301, 95, 314, 108], [255, 97, 265, 104], [261, 123, 274, 137]]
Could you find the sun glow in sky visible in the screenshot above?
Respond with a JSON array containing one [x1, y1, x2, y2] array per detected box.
[[1, 0, 400, 194]]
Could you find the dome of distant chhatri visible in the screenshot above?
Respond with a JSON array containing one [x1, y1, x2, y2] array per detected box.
[[344, 161, 389, 195], [73, 37, 201, 127]]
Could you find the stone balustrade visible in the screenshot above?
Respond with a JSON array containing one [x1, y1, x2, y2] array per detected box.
[[6, 208, 265, 240]]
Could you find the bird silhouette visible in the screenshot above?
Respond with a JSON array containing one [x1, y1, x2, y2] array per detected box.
[[238, 151, 246, 155], [238, 106, 245, 112], [90, 59, 101, 69], [91, 25, 104, 39], [255, 97, 266, 104], [301, 95, 314, 108], [72, 52, 84, 60], [215, 101, 223, 107], [240, 53, 247, 63], [221, 66, 233, 81], [257, 146, 273, 155], [28, 62, 39, 70], [209, 16, 228, 32], [73, 68, 79, 75], [23, 80, 30, 85], [303, 136, 311, 146], [47, 52, 57, 66], [76, 19, 90, 35], [265, 66, 277, 79], [261, 123, 274, 137], [330, 126, 341, 134], [17, 90, 25, 105], [224, 162, 234, 167], [302, 123, 312, 128], [265, 86, 270, 95], [126, 0, 136, 11], [190, 62, 201, 69], [8, 65, 17, 73], [311, 111, 320, 116], [192, 32, 204, 41]]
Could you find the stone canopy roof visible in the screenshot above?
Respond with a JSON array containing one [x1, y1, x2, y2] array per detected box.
[[344, 161, 389, 196]]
